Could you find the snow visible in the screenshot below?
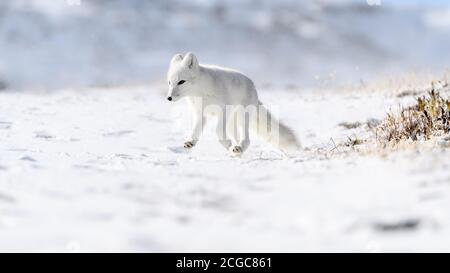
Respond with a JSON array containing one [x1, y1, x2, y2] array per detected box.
[[1, 84, 449, 251], [1, 0, 450, 252]]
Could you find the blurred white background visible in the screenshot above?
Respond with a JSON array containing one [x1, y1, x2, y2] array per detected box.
[[0, 0, 449, 90]]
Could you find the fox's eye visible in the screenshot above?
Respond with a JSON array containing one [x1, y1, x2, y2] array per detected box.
[[177, 80, 186, 85]]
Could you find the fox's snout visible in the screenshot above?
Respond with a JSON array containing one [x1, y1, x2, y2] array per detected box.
[[166, 87, 177, 102], [166, 86, 183, 102], [166, 89, 178, 101]]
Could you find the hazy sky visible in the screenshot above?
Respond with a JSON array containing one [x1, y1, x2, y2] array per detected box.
[[386, 0, 450, 6]]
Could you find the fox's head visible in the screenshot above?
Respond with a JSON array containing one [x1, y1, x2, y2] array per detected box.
[[166, 52, 199, 102]]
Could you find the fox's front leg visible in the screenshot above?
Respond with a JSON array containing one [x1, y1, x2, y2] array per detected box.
[[184, 114, 205, 149], [232, 111, 250, 155]]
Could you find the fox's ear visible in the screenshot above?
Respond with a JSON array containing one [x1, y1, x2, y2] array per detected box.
[[170, 54, 183, 65], [182, 52, 198, 69]]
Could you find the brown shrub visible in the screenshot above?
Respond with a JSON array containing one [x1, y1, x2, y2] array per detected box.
[[376, 89, 450, 144]]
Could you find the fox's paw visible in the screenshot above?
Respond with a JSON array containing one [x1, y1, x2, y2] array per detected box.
[[232, 146, 242, 154], [184, 141, 196, 149]]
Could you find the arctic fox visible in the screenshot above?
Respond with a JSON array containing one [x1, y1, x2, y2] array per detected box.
[[166, 52, 300, 155]]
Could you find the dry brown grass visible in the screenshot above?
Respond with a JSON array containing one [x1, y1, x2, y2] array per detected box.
[[376, 86, 450, 144]]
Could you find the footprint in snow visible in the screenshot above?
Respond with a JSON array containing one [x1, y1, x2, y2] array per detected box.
[[0, 121, 12, 130], [20, 156, 37, 162], [0, 192, 15, 203], [34, 130, 55, 139], [103, 130, 135, 137], [372, 218, 421, 233]]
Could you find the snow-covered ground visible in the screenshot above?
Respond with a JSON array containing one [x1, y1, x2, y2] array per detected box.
[[1, 82, 449, 252], [1, 0, 450, 252]]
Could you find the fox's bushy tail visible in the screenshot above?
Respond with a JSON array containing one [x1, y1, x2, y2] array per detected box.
[[252, 103, 301, 152]]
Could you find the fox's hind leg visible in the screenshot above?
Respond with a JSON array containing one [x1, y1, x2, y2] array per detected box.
[[229, 111, 250, 155], [226, 111, 238, 151], [216, 110, 232, 150]]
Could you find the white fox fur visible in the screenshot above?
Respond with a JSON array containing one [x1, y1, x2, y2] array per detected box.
[[166, 52, 300, 155]]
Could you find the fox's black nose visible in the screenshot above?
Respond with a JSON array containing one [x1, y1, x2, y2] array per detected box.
[[167, 96, 172, 101]]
